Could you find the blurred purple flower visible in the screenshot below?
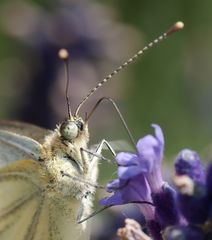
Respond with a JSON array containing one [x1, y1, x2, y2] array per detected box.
[[175, 149, 205, 184], [174, 161, 212, 225]]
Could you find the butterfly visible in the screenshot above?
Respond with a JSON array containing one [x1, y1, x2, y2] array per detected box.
[[0, 22, 183, 240]]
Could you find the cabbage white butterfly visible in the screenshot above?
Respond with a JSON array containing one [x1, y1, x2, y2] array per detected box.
[[0, 22, 183, 240]]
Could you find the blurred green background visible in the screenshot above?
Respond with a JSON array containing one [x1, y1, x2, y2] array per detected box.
[[1, 0, 212, 239], [1, 0, 212, 159]]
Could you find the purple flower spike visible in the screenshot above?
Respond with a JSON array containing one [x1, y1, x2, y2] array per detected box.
[[175, 149, 205, 184]]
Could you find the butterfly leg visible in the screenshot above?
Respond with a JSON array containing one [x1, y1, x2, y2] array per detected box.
[[78, 140, 116, 223], [80, 138, 116, 184], [93, 139, 116, 157], [81, 139, 116, 183], [80, 148, 114, 164], [88, 139, 116, 162]]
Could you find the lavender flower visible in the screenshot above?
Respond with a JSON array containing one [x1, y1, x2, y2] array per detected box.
[[100, 124, 164, 207], [101, 125, 181, 240], [100, 124, 164, 218], [100, 124, 212, 240]]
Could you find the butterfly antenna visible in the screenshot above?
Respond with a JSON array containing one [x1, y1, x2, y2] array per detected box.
[[75, 21, 184, 116], [58, 48, 72, 119], [86, 97, 136, 146]]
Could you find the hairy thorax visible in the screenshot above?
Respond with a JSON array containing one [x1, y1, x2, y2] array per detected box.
[[39, 127, 92, 199]]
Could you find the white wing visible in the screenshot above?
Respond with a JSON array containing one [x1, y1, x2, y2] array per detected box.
[[0, 159, 90, 240], [0, 120, 48, 144], [0, 130, 42, 167], [0, 160, 44, 240], [0, 120, 48, 167]]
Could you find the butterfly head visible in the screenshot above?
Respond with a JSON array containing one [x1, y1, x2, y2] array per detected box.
[[59, 117, 87, 142]]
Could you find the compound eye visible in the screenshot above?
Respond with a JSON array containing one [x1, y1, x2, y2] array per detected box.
[[60, 121, 78, 141], [76, 120, 83, 131]]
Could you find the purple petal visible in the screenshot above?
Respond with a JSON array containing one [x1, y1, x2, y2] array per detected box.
[[100, 175, 151, 206], [123, 175, 151, 202], [118, 164, 148, 180], [135, 124, 165, 192], [100, 191, 124, 206], [152, 124, 164, 147], [106, 179, 121, 192], [116, 152, 137, 166], [136, 135, 158, 170], [136, 125, 164, 172]]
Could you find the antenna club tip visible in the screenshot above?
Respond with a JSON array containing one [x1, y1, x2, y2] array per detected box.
[[175, 21, 184, 30], [166, 21, 184, 36], [58, 48, 69, 60]]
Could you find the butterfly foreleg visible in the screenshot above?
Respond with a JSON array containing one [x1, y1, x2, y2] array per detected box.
[[81, 139, 116, 185], [92, 139, 116, 158], [77, 140, 116, 225]]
